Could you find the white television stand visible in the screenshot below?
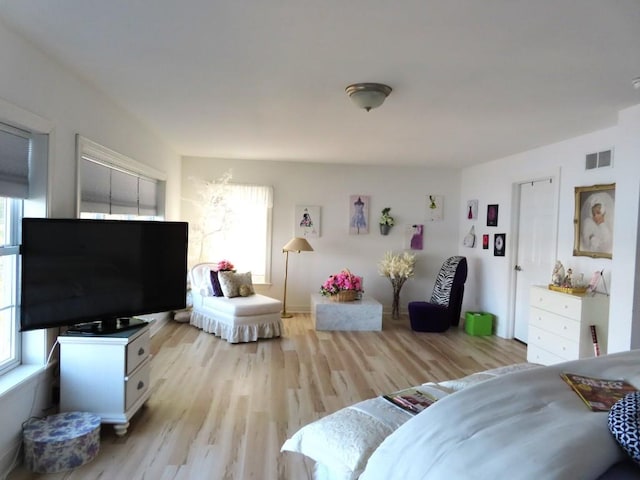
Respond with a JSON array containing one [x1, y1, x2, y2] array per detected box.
[[58, 323, 151, 436]]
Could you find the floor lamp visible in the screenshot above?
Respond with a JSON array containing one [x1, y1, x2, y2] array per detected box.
[[282, 237, 314, 318]]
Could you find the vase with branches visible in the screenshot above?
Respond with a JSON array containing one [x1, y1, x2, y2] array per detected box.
[[187, 170, 233, 264], [378, 251, 416, 319]]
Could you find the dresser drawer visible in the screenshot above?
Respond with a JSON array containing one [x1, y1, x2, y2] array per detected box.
[[530, 288, 582, 319], [529, 307, 580, 341], [126, 330, 150, 374], [527, 344, 566, 366], [126, 358, 151, 411], [528, 325, 579, 360]]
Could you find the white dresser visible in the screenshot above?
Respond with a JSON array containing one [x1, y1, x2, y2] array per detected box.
[[527, 285, 609, 366], [59, 324, 152, 436]]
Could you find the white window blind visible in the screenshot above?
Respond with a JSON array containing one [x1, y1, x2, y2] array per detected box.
[[80, 157, 159, 216], [0, 123, 30, 199]]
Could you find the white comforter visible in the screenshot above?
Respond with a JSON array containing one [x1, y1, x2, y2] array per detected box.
[[360, 350, 640, 480]]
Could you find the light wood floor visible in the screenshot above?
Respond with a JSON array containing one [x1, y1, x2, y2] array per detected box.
[[9, 314, 526, 480]]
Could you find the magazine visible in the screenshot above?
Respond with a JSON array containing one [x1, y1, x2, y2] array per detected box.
[[561, 372, 638, 412], [382, 387, 437, 415]]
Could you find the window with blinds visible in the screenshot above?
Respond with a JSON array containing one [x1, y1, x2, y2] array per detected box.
[[76, 135, 166, 221], [80, 158, 159, 218]]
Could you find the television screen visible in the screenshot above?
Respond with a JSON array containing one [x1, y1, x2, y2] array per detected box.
[[20, 218, 188, 332]]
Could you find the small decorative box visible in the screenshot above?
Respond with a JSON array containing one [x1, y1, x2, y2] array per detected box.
[[23, 411, 100, 473], [464, 312, 494, 336]]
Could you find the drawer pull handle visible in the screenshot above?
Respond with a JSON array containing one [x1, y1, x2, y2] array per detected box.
[[137, 381, 145, 390], [138, 347, 145, 356]]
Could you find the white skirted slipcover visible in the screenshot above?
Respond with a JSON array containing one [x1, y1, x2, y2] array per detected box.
[[189, 263, 283, 343]]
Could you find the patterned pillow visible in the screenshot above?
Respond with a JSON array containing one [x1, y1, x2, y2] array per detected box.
[[218, 271, 254, 298], [209, 270, 224, 297], [608, 392, 640, 465]]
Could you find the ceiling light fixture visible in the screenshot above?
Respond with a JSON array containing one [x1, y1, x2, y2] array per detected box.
[[633, 77, 640, 89], [345, 83, 392, 112]]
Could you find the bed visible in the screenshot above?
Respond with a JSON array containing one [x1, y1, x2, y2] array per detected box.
[[282, 350, 640, 479]]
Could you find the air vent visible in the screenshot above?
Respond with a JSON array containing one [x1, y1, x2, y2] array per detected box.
[[585, 149, 612, 170]]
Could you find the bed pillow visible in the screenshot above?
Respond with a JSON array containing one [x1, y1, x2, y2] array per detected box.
[[209, 270, 224, 297], [218, 271, 254, 298], [281, 405, 394, 480], [608, 392, 640, 465], [281, 384, 450, 480]]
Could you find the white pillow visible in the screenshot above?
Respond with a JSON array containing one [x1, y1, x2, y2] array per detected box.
[[218, 271, 254, 298], [281, 407, 393, 480], [281, 384, 451, 479]]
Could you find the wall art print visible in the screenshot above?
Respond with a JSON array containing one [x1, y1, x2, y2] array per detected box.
[[349, 195, 370, 235], [482, 234, 489, 250], [573, 183, 615, 259], [408, 224, 424, 250], [295, 205, 320, 238], [494, 233, 506, 256], [466, 199, 478, 220], [427, 195, 444, 221], [487, 204, 499, 227]]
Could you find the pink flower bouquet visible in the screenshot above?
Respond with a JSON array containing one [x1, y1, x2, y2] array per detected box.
[[216, 259, 235, 272], [320, 269, 363, 297]]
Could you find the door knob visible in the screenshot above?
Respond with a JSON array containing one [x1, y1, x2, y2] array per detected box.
[[515, 265, 523, 271]]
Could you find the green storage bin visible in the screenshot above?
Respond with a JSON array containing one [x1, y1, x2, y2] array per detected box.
[[464, 312, 493, 336]]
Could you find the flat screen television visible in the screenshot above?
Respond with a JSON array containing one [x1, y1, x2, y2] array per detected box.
[[20, 218, 188, 334]]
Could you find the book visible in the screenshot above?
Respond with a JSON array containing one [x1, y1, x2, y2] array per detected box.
[[561, 372, 638, 412], [382, 387, 437, 415]]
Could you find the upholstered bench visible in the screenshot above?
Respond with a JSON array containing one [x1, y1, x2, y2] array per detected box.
[[189, 263, 283, 343]]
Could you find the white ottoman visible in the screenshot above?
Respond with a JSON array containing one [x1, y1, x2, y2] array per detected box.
[[23, 411, 100, 473]]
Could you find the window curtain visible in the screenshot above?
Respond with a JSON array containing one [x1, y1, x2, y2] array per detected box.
[[199, 184, 273, 281], [80, 157, 158, 216], [0, 124, 30, 199]]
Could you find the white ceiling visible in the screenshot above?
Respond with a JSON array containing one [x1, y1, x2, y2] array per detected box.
[[1, 1, 639, 168]]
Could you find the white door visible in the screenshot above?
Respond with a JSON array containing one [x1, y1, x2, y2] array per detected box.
[[513, 179, 557, 342]]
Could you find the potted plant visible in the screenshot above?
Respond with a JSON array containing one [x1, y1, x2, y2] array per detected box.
[[379, 207, 395, 235]]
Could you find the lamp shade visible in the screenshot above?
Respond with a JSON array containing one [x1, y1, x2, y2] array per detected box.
[[283, 237, 314, 252], [345, 83, 392, 111]]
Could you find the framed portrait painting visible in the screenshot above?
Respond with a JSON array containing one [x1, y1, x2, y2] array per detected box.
[[295, 205, 320, 238], [573, 183, 615, 259]]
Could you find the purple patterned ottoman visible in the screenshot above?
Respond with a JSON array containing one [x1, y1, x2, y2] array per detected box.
[[23, 412, 100, 473]]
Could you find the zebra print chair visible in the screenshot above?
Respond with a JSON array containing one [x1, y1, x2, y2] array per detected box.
[[408, 256, 467, 332]]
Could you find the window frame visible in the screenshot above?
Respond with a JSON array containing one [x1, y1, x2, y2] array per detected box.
[[0, 197, 23, 375]]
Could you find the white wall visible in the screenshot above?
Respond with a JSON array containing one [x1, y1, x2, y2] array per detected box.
[[609, 104, 640, 351], [459, 105, 640, 351], [181, 158, 461, 313], [0, 20, 182, 477]]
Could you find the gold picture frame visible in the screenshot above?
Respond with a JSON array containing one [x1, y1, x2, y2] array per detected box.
[[573, 183, 615, 259]]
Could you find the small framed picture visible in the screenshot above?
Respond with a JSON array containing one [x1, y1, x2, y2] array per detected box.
[[482, 234, 489, 250], [427, 195, 444, 221], [349, 195, 370, 235], [466, 200, 478, 220], [494, 233, 506, 256], [487, 204, 499, 227], [295, 205, 320, 238]]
